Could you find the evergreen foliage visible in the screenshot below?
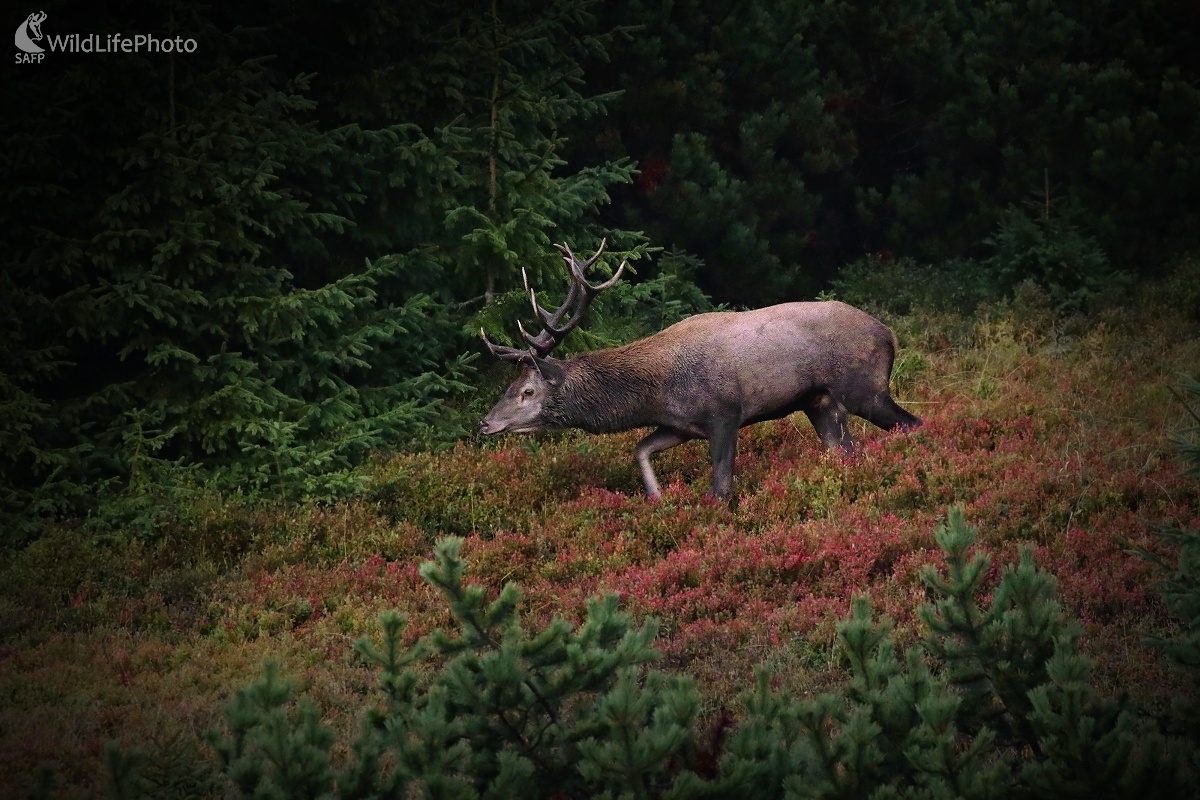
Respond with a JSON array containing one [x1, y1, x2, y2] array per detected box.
[[831, 203, 1124, 316], [473, 247, 714, 359], [194, 536, 697, 799], [7, 0, 1197, 541], [1137, 375, 1200, 670], [591, 0, 851, 304], [1137, 375, 1200, 777], [103, 509, 1197, 798], [433, 0, 643, 301], [593, 0, 1200, 303], [1, 0, 641, 544], [680, 509, 1183, 799], [2, 30, 473, 541], [828, 254, 988, 317], [975, 205, 1127, 313]]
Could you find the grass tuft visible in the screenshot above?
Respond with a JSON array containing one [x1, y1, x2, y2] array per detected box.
[[1, 291, 1197, 795]]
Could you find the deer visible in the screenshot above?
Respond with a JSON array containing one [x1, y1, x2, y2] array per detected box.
[[480, 240, 922, 500]]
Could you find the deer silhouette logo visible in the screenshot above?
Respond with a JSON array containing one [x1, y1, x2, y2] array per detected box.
[[15, 11, 47, 54]]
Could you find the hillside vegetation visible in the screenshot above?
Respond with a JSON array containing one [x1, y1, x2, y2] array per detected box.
[[2, 277, 1197, 795], [7, 0, 1199, 540], [6, 0, 1200, 794]]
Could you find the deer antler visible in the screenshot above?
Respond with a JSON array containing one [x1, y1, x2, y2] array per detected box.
[[480, 239, 627, 363]]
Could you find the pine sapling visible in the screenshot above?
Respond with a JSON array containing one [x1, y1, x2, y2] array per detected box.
[[1021, 642, 1183, 799], [919, 507, 1066, 747], [1137, 374, 1200, 785], [360, 536, 695, 798], [921, 507, 1186, 797], [206, 661, 336, 799]]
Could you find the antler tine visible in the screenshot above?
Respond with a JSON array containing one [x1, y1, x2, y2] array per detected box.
[[521, 269, 582, 358], [553, 241, 577, 267], [569, 237, 608, 270], [556, 239, 624, 294], [522, 267, 543, 321], [587, 259, 628, 292], [485, 240, 626, 364], [524, 265, 581, 326], [517, 319, 550, 352], [555, 238, 609, 282], [579, 237, 608, 271], [480, 327, 535, 364]]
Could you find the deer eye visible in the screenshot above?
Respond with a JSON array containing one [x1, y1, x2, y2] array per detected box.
[[522, 387, 535, 397]]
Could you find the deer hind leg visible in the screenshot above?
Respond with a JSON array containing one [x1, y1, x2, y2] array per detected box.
[[854, 393, 923, 431], [804, 392, 855, 451], [707, 418, 740, 500], [635, 427, 693, 500], [841, 382, 923, 432], [837, 368, 923, 432]]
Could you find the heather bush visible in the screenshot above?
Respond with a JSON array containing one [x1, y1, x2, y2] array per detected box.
[[1136, 375, 1200, 770], [194, 537, 696, 799], [5, 291, 1197, 796], [99, 509, 1196, 799]]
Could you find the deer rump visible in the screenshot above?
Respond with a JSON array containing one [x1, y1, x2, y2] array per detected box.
[[481, 242, 921, 500]]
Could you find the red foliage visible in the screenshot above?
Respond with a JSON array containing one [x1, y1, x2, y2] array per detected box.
[[634, 157, 669, 195], [382, 364, 1193, 699], [6, 306, 1197, 792]]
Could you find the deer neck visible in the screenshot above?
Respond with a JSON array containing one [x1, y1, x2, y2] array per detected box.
[[545, 351, 659, 434]]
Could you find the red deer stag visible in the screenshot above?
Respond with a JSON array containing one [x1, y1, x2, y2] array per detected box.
[[480, 240, 921, 500]]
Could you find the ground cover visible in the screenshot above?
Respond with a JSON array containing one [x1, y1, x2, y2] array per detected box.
[[1, 296, 1197, 795]]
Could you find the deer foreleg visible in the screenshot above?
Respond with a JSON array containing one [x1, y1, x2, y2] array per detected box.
[[635, 427, 692, 500]]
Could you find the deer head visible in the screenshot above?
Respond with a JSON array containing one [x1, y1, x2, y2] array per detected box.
[[479, 240, 627, 434]]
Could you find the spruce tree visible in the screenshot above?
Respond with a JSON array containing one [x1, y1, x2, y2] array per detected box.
[[433, 0, 644, 303], [196, 536, 699, 798], [594, 0, 1200, 295], [1, 6, 469, 539], [2, 0, 644, 542], [593, 0, 852, 304]]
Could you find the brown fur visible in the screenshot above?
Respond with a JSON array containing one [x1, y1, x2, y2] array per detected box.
[[481, 301, 921, 499]]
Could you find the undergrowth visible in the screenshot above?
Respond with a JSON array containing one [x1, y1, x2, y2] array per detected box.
[[1, 294, 1197, 796]]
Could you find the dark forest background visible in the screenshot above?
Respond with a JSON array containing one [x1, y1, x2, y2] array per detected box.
[[4, 0, 1198, 543]]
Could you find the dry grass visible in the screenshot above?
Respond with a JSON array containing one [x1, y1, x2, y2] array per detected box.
[[1, 295, 1197, 796]]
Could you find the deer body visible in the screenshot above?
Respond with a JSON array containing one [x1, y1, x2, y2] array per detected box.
[[481, 244, 921, 499]]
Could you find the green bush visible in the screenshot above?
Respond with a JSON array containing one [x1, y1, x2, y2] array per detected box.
[[834, 206, 1130, 318], [978, 205, 1130, 313], [680, 509, 1183, 799], [103, 506, 1198, 798], [1136, 375, 1200, 772], [201, 537, 694, 799], [832, 253, 997, 315], [1140, 256, 1200, 323]]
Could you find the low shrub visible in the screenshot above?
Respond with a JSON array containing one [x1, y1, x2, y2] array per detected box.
[[834, 208, 1133, 318], [103, 508, 1196, 799]]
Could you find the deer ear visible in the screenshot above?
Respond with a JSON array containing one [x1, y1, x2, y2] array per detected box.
[[532, 356, 564, 384]]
